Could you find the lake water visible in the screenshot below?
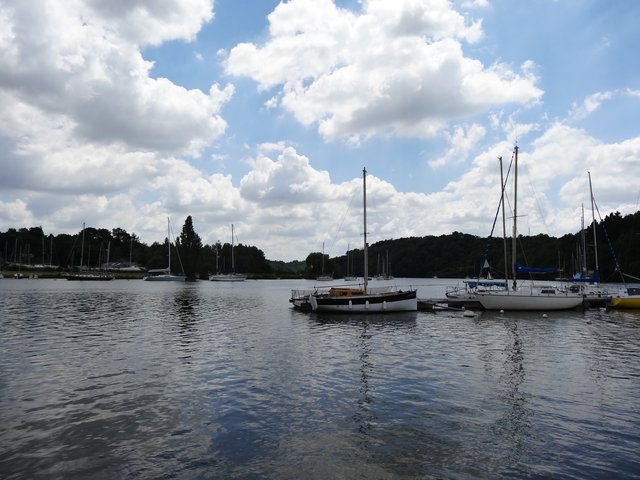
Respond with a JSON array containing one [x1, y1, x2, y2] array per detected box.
[[1, 278, 639, 479]]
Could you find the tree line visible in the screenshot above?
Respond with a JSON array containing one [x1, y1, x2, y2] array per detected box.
[[304, 210, 640, 282], [1, 210, 639, 282], [0, 216, 272, 280]]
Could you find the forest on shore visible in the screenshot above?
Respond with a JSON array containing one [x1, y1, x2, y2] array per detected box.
[[1, 210, 638, 282]]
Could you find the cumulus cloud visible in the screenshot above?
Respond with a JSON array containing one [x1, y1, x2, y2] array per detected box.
[[429, 123, 486, 168], [1, 0, 638, 263], [0, 0, 230, 162], [225, 0, 542, 143], [569, 91, 616, 121]]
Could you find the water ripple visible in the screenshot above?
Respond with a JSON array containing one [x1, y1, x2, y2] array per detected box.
[[1, 280, 639, 478]]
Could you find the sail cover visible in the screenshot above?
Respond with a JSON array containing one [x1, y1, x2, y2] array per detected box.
[[515, 264, 557, 274]]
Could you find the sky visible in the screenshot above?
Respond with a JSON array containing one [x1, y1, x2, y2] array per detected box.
[[1, 0, 639, 262]]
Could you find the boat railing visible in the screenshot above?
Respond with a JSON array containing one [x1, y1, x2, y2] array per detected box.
[[290, 289, 316, 300], [366, 285, 409, 294]]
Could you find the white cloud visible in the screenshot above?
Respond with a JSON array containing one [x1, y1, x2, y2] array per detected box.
[[1, 0, 638, 264], [429, 123, 486, 168], [1, 125, 639, 261], [569, 91, 616, 121], [461, 0, 489, 8], [225, 0, 541, 143], [0, 0, 230, 159]]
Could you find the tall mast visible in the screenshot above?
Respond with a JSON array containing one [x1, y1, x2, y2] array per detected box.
[[167, 217, 171, 272], [581, 204, 587, 274], [588, 171, 599, 275], [80, 222, 85, 269], [511, 146, 518, 291], [231, 224, 235, 272], [363, 168, 368, 292], [499, 156, 508, 290]]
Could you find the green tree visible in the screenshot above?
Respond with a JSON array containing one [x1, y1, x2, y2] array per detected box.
[[176, 216, 203, 280]]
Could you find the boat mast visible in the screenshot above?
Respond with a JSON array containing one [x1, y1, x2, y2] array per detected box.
[[581, 204, 587, 275], [167, 217, 171, 272], [511, 146, 518, 291], [499, 156, 508, 290], [80, 222, 85, 270], [231, 224, 235, 273], [363, 168, 368, 292], [588, 171, 599, 276]]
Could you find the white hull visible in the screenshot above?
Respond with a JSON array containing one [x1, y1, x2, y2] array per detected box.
[[209, 274, 247, 282], [144, 274, 185, 282], [476, 290, 583, 310], [309, 290, 417, 313], [316, 275, 333, 281]]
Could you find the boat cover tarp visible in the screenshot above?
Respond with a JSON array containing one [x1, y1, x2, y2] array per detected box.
[[571, 271, 601, 283], [515, 264, 557, 274]]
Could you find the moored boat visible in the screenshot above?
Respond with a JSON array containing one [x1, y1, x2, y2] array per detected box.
[[609, 287, 640, 309], [210, 224, 247, 282], [309, 286, 417, 313], [144, 218, 185, 282], [475, 146, 582, 311], [66, 223, 115, 281], [66, 273, 114, 281], [306, 168, 417, 313]]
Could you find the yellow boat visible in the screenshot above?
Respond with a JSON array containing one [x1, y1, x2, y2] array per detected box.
[[610, 287, 640, 309]]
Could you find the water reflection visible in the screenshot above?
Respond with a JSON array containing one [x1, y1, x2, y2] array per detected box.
[[172, 285, 201, 359], [311, 311, 419, 327], [492, 319, 532, 465], [354, 320, 375, 440]]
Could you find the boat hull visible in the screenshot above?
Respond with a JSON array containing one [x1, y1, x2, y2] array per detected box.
[[209, 274, 247, 282], [66, 274, 114, 281], [476, 291, 583, 310], [610, 296, 640, 309], [143, 274, 185, 282], [309, 290, 417, 313]]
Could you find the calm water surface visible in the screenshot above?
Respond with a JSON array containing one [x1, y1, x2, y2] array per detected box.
[[1, 278, 639, 479]]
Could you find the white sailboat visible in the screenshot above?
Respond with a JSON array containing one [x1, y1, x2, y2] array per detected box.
[[308, 169, 417, 313], [143, 218, 185, 282], [344, 243, 357, 281], [316, 242, 334, 281], [209, 224, 247, 282], [65, 222, 114, 281], [475, 146, 583, 311]]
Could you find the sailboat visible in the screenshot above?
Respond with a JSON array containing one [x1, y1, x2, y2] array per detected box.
[[344, 243, 357, 281], [316, 242, 334, 281], [65, 223, 114, 281], [209, 224, 247, 282], [143, 218, 185, 282], [382, 250, 394, 280], [610, 285, 640, 309], [475, 146, 583, 310], [308, 169, 417, 313]]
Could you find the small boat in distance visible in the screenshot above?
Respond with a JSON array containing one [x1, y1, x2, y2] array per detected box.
[[306, 168, 417, 313], [344, 243, 357, 281], [144, 218, 185, 282], [66, 223, 114, 281], [210, 224, 247, 282], [315, 242, 333, 281], [66, 273, 114, 281]]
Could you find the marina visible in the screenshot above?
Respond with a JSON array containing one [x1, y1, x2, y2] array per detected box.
[[1, 278, 639, 479]]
